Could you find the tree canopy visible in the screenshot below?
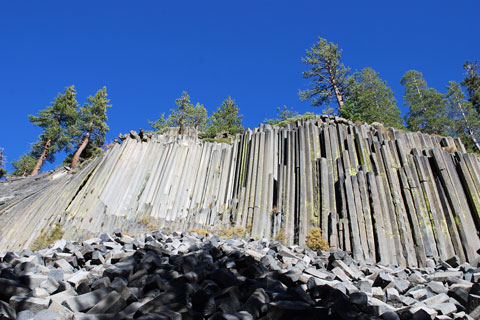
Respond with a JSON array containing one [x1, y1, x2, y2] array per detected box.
[[150, 92, 208, 134], [299, 37, 349, 111], [402, 70, 449, 135], [461, 61, 480, 115], [341, 67, 402, 128], [70, 87, 111, 168], [445, 81, 480, 152], [264, 106, 299, 126], [11, 154, 37, 177], [207, 97, 243, 136], [28, 86, 79, 176], [150, 93, 242, 138]]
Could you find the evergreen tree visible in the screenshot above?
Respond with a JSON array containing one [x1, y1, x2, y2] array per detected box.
[[342, 68, 402, 128], [28, 86, 79, 176], [150, 92, 208, 134], [168, 91, 194, 134], [265, 105, 298, 125], [11, 154, 37, 177], [461, 61, 480, 114], [149, 113, 168, 132], [190, 103, 208, 131], [402, 70, 449, 135], [63, 141, 103, 167], [0, 148, 6, 179], [445, 81, 480, 152], [208, 97, 243, 136], [299, 37, 349, 111], [70, 87, 111, 168]]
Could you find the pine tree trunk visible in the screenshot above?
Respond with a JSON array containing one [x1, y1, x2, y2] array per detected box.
[[71, 132, 90, 168], [179, 116, 185, 135], [30, 139, 51, 177], [332, 83, 345, 110], [327, 66, 344, 110], [457, 102, 480, 153]]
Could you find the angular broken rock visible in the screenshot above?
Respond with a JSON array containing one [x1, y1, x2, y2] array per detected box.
[[62, 287, 113, 312], [9, 296, 50, 313], [2, 229, 479, 319]]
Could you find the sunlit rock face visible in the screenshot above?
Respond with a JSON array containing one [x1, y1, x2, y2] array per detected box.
[[1, 116, 480, 267]]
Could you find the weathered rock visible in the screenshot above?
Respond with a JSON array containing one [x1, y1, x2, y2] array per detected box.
[[33, 310, 62, 320], [66, 270, 90, 288], [63, 288, 113, 312], [0, 300, 16, 320], [16, 310, 35, 320], [0, 278, 30, 302], [373, 272, 394, 289], [9, 296, 50, 313], [427, 281, 448, 294], [4, 228, 480, 320], [87, 291, 126, 314]]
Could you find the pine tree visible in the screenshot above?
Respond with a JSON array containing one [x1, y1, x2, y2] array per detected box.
[[208, 97, 243, 136], [28, 86, 79, 176], [461, 61, 480, 114], [190, 103, 208, 131], [342, 68, 402, 128], [150, 92, 208, 134], [299, 37, 349, 111], [0, 148, 6, 179], [265, 106, 298, 125], [402, 70, 449, 135], [11, 154, 37, 177], [149, 113, 168, 132], [445, 81, 480, 152], [70, 87, 111, 168], [168, 92, 194, 134]]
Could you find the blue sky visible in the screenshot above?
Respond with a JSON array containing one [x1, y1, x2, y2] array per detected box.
[[0, 1, 478, 172]]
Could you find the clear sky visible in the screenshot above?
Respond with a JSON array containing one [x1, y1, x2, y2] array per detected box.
[[0, 1, 478, 172]]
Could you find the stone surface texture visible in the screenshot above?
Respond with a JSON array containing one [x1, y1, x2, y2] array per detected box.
[[1, 118, 480, 269]]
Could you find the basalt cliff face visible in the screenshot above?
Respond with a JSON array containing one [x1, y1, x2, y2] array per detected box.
[[1, 116, 480, 267]]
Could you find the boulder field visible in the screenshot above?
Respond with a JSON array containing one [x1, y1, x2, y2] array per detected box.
[[1, 230, 479, 319]]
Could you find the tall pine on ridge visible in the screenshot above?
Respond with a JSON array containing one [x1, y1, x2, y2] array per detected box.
[[70, 87, 111, 168], [299, 37, 349, 112], [461, 61, 480, 115], [28, 86, 79, 176], [446, 81, 480, 152], [342, 67, 402, 128], [209, 97, 243, 136], [402, 70, 449, 135], [150, 92, 208, 134]]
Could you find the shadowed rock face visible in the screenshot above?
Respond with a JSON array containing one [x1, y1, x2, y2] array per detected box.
[[1, 116, 480, 267]]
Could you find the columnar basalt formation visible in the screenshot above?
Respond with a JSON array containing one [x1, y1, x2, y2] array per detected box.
[[1, 116, 480, 267]]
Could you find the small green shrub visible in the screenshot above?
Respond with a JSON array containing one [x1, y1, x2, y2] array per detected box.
[[305, 227, 329, 252]]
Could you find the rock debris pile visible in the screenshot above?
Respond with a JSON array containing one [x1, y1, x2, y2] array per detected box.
[[1, 230, 480, 320]]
